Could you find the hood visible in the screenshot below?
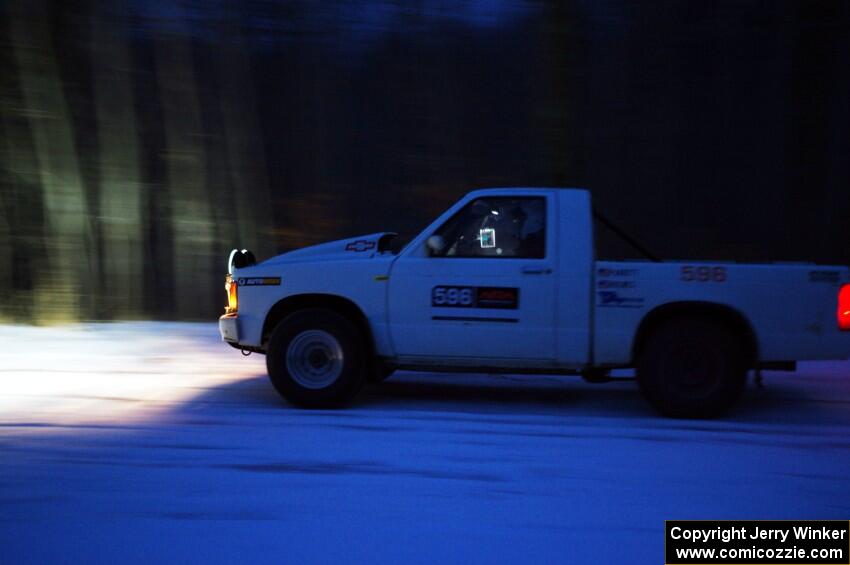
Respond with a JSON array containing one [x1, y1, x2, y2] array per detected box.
[[263, 232, 397, 265]]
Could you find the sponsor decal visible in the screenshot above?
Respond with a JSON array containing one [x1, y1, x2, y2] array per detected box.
[[809, 270, 840, 283], [477, 287, 518, 308], [597, 267, 639, 278], [598, 279, 636, 289], [345, 240, 376, 252], [431, 286, 519, 310], [597, 290, 644, 308], [237, 277, 281, 286]]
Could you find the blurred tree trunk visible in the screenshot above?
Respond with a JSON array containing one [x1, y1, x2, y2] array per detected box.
[[154, 7, 215, 319], [0, 11, 46, 322], [0, 120, 9, 320], [537, 0, 584, 187], [48, 0, 104, 318], [129, 33, 173, 318], [7, 0, 90, 322], [823, 4, 850, 259], [91, 3, 143, 318], [218, 1, 274, 260], [785, 2, 849, 263]]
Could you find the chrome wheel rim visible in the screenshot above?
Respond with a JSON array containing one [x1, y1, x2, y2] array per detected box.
[[286, 330, 343, 389]]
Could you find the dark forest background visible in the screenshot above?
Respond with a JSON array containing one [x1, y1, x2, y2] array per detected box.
[[1, 0, 849, 322]]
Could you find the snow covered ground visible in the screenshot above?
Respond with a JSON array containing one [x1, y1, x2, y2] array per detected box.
[[1, 323, 849, 564]]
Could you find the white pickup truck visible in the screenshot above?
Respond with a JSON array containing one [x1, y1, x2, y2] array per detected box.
[[219, 188, 850, 417]]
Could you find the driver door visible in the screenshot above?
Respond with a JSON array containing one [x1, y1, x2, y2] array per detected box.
[[387, 194, 557, 366]]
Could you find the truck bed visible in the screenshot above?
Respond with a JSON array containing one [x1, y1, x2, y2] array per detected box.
[[591, 260, 850, 365]]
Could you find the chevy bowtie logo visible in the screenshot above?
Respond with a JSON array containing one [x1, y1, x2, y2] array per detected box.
[[345, 240, 376, 252]]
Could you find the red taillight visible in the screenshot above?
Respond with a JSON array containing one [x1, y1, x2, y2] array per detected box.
[[838, 284, 850, 331]]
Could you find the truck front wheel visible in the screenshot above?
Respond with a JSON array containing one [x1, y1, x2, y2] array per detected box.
[[636, 317, 747, 418], [266, 309, 366, 408]]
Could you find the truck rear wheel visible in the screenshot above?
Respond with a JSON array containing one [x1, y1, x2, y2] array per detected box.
[[636, 317, 747, 418], [266, 308, 365, 408]]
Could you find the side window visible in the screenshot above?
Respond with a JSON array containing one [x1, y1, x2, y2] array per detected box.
[[430, 197, 546, 259]]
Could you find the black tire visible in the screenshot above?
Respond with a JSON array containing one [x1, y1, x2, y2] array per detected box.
[[266, 308, 366, 408], [636, 317, 747, 418]]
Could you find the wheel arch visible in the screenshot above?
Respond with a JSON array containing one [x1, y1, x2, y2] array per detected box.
[[262, 293, 375, 358], [631, 301, 759, 367]]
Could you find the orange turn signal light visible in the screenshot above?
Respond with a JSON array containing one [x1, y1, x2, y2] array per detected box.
[[226, 277, 238, 314]]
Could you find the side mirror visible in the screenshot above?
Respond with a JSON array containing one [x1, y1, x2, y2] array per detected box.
[[426, 235, 445, 256]]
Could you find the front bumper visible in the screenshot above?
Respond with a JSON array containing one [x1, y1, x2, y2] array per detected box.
[[219, 313, 240, 343]]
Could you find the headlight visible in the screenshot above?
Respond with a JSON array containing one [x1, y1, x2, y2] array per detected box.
[[228, 248, 256, 274]]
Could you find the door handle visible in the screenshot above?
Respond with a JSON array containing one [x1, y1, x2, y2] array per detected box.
[[521, 266, 552, 275]]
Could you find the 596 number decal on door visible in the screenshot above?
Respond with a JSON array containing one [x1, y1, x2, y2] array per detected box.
[[432, 286, 475, 306], [432, 286, 519, 309]]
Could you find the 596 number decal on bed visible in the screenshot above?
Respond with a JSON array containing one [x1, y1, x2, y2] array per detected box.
[[681, 265, 727, 282], [432, 286, 519, 309]]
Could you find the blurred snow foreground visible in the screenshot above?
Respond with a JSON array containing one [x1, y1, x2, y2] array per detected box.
[[1, 323, 849, 564]]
